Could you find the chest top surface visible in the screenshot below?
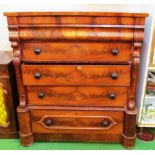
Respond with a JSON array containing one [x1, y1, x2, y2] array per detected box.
[[4, 11, 148, 17]]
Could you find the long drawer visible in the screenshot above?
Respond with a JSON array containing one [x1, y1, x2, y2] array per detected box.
[[22, 65, 130, 86], [27, 86, 128, 107], [30, 110, 124, 134], [22, 42, 132, 62]]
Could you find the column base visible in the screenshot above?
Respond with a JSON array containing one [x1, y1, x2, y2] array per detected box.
[[19, 131, 33, 147], [121, 133, 136, 149]]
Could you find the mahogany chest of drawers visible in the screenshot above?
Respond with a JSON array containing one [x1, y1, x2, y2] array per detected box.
[[4, 12, 148, 148]]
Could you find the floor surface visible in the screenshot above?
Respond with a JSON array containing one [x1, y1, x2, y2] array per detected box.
[[0, 129, 155, 150]]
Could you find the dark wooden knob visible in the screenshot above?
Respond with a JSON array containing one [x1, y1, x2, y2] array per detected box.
[[102, 120, 111, 128], [112, 49, 119, 55], [38, 92, 45, 99], [111, 72, 118, 80], [109, 93, 116, 100], [44, 119, 53, 126], [34, 72, 41, 79], [34, 48, 41, 55]]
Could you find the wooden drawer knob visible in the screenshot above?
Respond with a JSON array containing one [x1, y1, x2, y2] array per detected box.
[[38, 92, 45, 99], [34, 48, 41, 55], [102, 120, 111, 128], [111, 72, 118, 80], [44, 119, 53, 126], [109, 93, 116, 100], [112, 49, 119, 55], [34, 72, 41, 79]]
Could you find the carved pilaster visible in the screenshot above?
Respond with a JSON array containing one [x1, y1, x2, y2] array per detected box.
[[128, 42, 142, 110], [11, 41, 26, 108], [11, 41, 33, 146]]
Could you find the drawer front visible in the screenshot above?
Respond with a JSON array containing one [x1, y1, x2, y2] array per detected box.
[[22, 42, 132, 62], [31, 110, 124, 134], [27, 86, 128, 107], [22, 65, 130, 86]]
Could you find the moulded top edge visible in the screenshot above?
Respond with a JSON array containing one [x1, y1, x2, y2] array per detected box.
[[4, 11, 149, 17]]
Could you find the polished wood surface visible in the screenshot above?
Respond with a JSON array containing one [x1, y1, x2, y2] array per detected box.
[[4, 11, 148, 17], [6, 12, 147, 42], [27, 86, 128, 107], [9, 27, 142, 42], [22, 65, 130, 86], [22, 42, 132, 63], [31, 110, 123, 134], [18, 16, 135, 25], [34, 133, 121, 142], [4, 11, 148, 148]]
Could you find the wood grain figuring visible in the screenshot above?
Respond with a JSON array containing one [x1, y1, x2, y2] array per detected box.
[[29, 106, 125, 111], [18, 16, 136, 25], [22, 65, 130, 86], [22, 42, 132, 62], [27, 86, 128, 107], [31, 110, 123, 134], [11, 27, 136, 42], [6, 12, 147, 42], [4, 12, 148, 148]]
